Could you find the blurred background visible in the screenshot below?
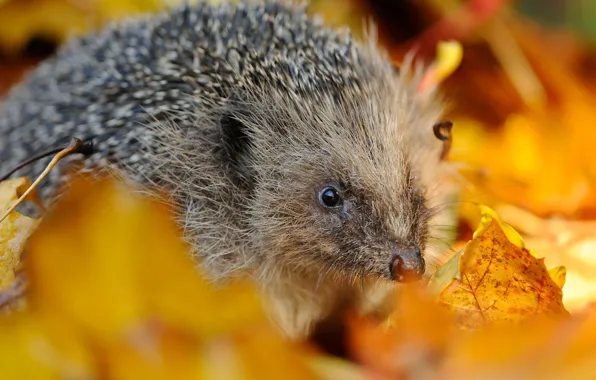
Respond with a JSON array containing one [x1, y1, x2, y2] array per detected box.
[[2, 0, 596, 309], [3, 0, 596, 117]]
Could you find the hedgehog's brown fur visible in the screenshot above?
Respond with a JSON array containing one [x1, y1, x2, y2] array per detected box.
[[0, 1, 456, 339]]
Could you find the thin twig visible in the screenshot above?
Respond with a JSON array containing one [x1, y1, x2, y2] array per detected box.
[[0, 138, 86, 225], [0, 139, 93, 182]]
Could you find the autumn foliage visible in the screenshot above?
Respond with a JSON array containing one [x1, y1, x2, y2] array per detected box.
[[0, 174, 588, 379], [2, 0, 596, 379], [0, 176, 327, 379]]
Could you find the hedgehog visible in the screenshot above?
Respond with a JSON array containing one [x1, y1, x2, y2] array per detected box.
[[0, 0, 456, 339]]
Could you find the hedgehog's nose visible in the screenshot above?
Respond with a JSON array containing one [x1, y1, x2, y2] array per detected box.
[[389, 247, 425, 282]]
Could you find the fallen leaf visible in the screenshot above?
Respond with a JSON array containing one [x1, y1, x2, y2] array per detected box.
[[428, 247, 464, 297], [0, 174, 323, 379], [348, 285, 454, 379], [439, 306, 596, 379], [435, 206, 568, 329], [0, 312, 96, 379], [25, 175, 265, 341], [349, 287, 596, 380], [488, 204, 596, 312], [0, 177, 41, 312], [475, 205, 526, 249]]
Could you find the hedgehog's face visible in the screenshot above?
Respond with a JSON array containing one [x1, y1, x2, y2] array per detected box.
[[247, 113, 443, 285], [237, 61, 449, 284], [308, 176, 429, 282], [249, 146, 434, 283]]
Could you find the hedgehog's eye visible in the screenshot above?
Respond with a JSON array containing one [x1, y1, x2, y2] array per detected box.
[[319, 186, 342, 208]]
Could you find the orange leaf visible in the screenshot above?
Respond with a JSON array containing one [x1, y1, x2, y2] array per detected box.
[[437, 212, 568, 329], [439, 306, 596, 379], [348, 285, 454, 378]]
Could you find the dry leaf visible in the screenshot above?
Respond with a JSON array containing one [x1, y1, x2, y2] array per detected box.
[[26, 175, 266, 341], [487, 204, 596, 313], [0, 312, 96, 379], [438, 307, 596, 379], [433, 206, 568, 329], [0, 174, 322, 379], [349, 288, 596, 380], [0, 177, 42, 312], [348, 285, 454, 379]]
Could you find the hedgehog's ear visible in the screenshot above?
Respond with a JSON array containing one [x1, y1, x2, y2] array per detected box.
[[221, 113, 250, 161], [219, 111, 254, 187]]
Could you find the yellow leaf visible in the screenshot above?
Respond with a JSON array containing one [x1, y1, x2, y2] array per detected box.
[[0, 0, 183, 55], [0, 0, 89, 55], [548, 266, 567, 290], [435, 40, 463, 83], [233, 327, 321, 380], [475, 205, 526, 249], [0, 177, 40, 313], [476, 204, 596, 312], [441, 18, 596, 219], [25, 175, 263, 342], [438, 216, 568, 329], [5, 174, 322, 379], [0, 313, 95, 379], [0, 176, 43, 211], [417, 40, 464, 94]]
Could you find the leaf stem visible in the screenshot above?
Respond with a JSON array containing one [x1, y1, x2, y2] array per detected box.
[[0, 138, 88, 224]]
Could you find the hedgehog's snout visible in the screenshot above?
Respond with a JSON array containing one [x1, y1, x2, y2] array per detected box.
[[389, 247, 425, 282]]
